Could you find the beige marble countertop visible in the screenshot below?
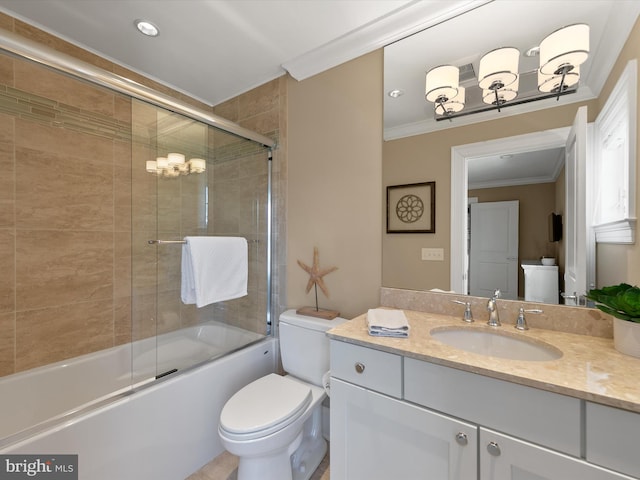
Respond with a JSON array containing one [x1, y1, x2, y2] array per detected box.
[[327, 309, 640, 413]]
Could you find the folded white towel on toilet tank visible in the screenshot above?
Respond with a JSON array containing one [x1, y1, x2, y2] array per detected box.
[[181, 236, 248, 308], [367, 308, 410, 338]]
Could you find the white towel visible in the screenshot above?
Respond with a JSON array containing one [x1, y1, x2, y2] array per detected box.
[[367, 308, 410, 338], [181, 236, 248, 308]]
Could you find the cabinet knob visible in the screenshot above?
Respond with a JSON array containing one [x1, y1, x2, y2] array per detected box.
[[354, 362, 365, 374], [487, 441, 501, 456], [455, 432, 468, 446]]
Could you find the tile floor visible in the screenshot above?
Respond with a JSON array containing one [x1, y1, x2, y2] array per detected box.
[[186, 449, 330, 480]]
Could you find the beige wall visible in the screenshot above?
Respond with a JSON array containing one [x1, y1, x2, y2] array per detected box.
[[469, 182, 559, 298], [287, 51, 383, 319]]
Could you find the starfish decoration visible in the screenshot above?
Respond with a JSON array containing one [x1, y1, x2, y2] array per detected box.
[[297, 247, 338, 298]]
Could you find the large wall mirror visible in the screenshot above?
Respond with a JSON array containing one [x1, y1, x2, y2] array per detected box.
[[382, 0, 639, 306]]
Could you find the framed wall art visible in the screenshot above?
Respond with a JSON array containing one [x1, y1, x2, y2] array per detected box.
[[386, 181, 435, 233]]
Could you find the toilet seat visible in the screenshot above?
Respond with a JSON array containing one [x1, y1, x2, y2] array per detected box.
[[219, 374, 312, 441]]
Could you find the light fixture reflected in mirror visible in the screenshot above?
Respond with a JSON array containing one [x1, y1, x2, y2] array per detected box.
[[478, 47, 519, 90], [483, 77, 519, 109], [479, 47, 519, 112], [424, 24, 589, 120], [538, 66, 580, 94], [435, 86, 465, 116], [425, 65, 462, 114], [146, 152, 207, 178], [539, 24, 589, 76]]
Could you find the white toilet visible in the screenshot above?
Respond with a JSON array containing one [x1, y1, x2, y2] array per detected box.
[[218, 309, 346, 480]]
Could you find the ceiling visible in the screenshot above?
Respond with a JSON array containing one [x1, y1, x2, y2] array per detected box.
[[467, 147, 565, 190], [0, 0, 487, 107]]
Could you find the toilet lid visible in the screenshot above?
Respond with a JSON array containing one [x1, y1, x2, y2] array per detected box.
[[220, 374, 312, 439]]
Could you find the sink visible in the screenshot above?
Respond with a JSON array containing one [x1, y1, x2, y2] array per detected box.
[[430, 327, 562, 362]]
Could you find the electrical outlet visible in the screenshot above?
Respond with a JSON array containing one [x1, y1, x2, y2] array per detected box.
[[421, 247, 444, 261]]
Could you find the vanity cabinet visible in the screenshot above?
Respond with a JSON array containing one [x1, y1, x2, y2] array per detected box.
[[331, 378, 477, 480], [480, 428, 632, 479], [586, 402, 640, 478], [330, 340, 638, 480]]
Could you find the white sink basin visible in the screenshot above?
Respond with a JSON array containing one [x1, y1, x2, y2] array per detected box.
[[430, 327, 562, 362]]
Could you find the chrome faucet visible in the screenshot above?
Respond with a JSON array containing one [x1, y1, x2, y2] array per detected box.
[[487, 289, 501, 327]]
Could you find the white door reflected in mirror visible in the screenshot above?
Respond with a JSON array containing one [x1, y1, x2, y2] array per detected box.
[[469, 201, 519, 299]]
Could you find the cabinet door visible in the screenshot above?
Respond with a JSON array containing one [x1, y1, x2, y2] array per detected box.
[[480, 428, 635, 480], [331, 378, 477, 480]]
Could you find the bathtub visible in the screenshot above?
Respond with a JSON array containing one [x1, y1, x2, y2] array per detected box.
[[0, 322, 276, 480]]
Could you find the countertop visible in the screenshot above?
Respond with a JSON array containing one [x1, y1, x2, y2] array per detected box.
[[326, 309, 640, 413]]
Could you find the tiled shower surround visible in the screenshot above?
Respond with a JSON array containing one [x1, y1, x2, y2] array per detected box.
[[0, 15, 286, 377]]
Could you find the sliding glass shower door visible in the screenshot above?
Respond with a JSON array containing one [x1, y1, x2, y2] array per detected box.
[[131, 99, 271, 382]]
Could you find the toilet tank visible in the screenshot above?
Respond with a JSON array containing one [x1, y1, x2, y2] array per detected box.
[[279, 309, 347, 386]]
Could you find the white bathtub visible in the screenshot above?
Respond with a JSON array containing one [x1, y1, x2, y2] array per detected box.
[[0, 322, 276, 480]]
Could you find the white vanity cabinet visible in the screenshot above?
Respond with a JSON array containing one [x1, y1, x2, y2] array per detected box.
[[480, 428, 633, 479], [330, 340, 638, 480], [586, 402, 640, 478], [331, 378, 477, 480], [330, 341, 477, 480]]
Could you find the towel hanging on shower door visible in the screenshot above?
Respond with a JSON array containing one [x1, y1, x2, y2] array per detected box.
[[181, 236, 248, 308]]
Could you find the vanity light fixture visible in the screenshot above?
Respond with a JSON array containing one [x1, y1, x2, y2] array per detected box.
[[146, 153, 207, 178], [424, 24, 589, 121], [134, 19, 159, 37]]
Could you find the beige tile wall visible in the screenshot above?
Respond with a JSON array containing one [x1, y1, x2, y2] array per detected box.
[[213, 77, 288, 329], [0, 54, 131, 373]]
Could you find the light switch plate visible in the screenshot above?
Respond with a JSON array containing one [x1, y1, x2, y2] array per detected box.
[[422, 247, 444, 261]]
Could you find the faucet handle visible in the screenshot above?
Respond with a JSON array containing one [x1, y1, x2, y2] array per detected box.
[[515, 307, 543, 331], [492, 289, 501, 300], [452, 300, 474, 323]]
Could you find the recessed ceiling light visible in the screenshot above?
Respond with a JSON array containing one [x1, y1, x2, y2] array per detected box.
[[134, 19, 159, 37], [500, 154, 514, 159], [525, 46, 540, 57], [388, 89, 404, 98]]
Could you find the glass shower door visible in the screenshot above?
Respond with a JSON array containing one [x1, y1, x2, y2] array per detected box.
[[131, 99, 270, 383]]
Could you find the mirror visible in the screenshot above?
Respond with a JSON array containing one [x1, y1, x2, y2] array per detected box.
[[381, 1, 639, 305]]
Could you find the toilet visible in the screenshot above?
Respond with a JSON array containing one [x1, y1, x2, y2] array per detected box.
[[218, 309, 346, 480]]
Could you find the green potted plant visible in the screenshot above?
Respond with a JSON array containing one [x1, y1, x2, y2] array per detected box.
[[587, 283, 640, 358]]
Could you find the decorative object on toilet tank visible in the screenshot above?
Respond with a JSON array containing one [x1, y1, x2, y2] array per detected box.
[[296, 247, 340, 319], [587, 284, 640, 358]]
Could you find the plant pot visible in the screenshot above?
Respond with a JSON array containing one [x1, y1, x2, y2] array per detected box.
[[613, 317, 640, 358]]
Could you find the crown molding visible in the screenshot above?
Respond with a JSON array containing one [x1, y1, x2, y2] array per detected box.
[[283, 0, 490, 81]]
